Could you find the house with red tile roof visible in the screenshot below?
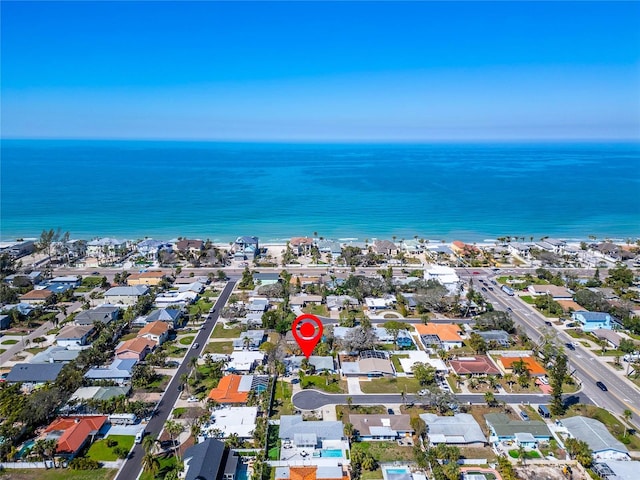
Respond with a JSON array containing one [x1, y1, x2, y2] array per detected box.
[[41, 415, 107, 458], [449, 356, 501, 376], [116, 337, 155, 361]]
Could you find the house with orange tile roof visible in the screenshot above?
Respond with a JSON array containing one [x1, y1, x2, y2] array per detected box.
[[127, 271, 166, 286], [207, 374, 250, 404], [137, 320, 170, 345], [20, 288, 54, 305], [498, 356, 547, 377], [275, 465, 348, 480], [415, 323, 463, 351], [290, 237, 314, 256], [451, 240, 480, 256], [41, 415, 108, 458], [116, 337, 155, 361]]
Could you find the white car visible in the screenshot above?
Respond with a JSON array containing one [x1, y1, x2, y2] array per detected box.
[[187, 396, 199, 403]]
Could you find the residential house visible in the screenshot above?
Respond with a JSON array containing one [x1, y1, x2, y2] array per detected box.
[[279, 415, 345, 448], [137, 321, 171, 346], [527, 285, 573, 300], [253, 272, 280, 286], [372, 327, 413, 348], [50, 276, 82, 288], [415, 323, 463, 351], [69, 386, 131, 407], [232, 330, 265, 350], [178, 282, 205, 294], [341, 351, 395, 378], [176, 239, 204, 254], [562, 416, 630, 461], [85, 358, 137, 386], [316, 240, 343, 259], [116, 337, 155, 361], [127, 271, 166, 286], [41, 415, 108, 459], [226, 351, 264, 373], [174, 275, 209, 285], [136, 239, 172, 260], [248, 298, 270, 313], [448, 356, 502, 377], [56, 324, 95, 348], [206, 406, 259, 439], [103, 285, 149, 306], [290, 295, 323, 308], [144, 308, 182, 328], [485, 413, 552, 445], [290, 237, 314, 256], [6, 363, 64, 389], [507, 242, 533, 259], [286, 356, 336, 373], [74, 306, 119, 326], [373, 240, 398, 256], [365, 296, 395, 310], [451, 241, 481, 257], [207, 374, 252, 404], [86, 238, 128, 260], [593, 329, 623, 349], [424, 265, 460, 293], [275, 466, 348, 480], [497, 356, 547, 377], [326, 295, 359, 311], [572, 311, 613, 331], [154, 290, 197, 308], [474, 330, 511, 348], [20, 288, 54, 305], [3, 271, 42, 286], [347, 414, 413, 441], [0, 239, 36, 258], [398, 352, 448, 375], [593, 461, 640, 480], [233, 236, 259, 258], [420, 413, 487, 447], [0, 314, 10, 330], [183, 438, 239, 480], [30, 345, 81, 364]]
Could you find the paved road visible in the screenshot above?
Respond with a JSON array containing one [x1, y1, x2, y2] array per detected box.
[[292, 389, 592, 411], [114, 280, 236, 480], [477, 275, 640, 419]]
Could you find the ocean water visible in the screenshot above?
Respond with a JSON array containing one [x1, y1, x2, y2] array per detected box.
[[1, 140, 639, 242]]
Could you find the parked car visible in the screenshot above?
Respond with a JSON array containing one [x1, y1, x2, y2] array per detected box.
[[387, 408, 395, 415], [187, 396, 199, 403], [596, 381, 608, 391], [520, 411, 530, 421], [192, 343, 199, 349]]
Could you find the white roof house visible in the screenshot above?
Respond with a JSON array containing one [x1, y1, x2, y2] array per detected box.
[[207, 406, 258, 439], [226, 351, 265, 373], [421, 413, 486, 446], [424, 265, 460, 293]]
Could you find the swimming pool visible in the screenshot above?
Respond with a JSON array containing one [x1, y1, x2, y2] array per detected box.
[[386, 468, 410, 475], [18, 440, 35, 458], [321, 449, 343, 458]]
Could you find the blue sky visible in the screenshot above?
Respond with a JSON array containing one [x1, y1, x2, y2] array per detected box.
[[2, 1, 639, 141]]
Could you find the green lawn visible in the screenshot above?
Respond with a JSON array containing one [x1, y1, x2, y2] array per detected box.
[[520, 296, 535, 304], [1, 339, 18, 345], [303, 304, 329, 317], [139, 455, 179, 480], [359, 377, 421, 394], [361, 469, 383, 480], [272, 381, 294, 418], [351, 441, 414, 462], [0, 470, 117, 480], [179, 335, 195, 345], [211, 324, 243, 339], [390, 354, 409, 373], [86, 435, 134, 461], [202, 289, 220, 298], [172, 407, 187, 418], [593, 349, 625, 357], [165, 345, 188, 357], [204, 341, 233, 355], [508, 449, 541, 459], [189, 299, 214, 316], [301, 374, 346, 393], [140, 374, 171, 393], [267, 425, 280, 460]]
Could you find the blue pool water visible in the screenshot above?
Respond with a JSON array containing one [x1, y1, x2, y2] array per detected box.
[[386, 469, 409, 475], [321, 449, 343, 458], [236, 462, 249, 480], [18, 440, 35, 458]]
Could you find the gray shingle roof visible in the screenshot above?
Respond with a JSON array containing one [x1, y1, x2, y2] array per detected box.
[[6, 363, 64, 383], [563, 416, 629, 455], [104, 285, 149, 296], [485, 413, 551, 438], [184, 438, 225, 480], [279, 415, 344, 442]]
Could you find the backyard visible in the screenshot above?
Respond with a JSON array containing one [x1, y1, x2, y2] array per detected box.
[[351, 441, 414, 462], [272, 380, 294, 418]]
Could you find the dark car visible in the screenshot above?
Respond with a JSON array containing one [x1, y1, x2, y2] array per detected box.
[[545, 321, 553, 326], [387, 408, 395, 415], [596, 381, 608, 391], [481, 287, 487, 292], [565, 343, 575, 351], [488, 287, 494, 291]]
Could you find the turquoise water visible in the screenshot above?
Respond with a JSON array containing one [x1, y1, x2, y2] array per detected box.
[[321, 449, 343, 457], [18, 440, 35, 458], [386, 468, 409, 474], [1, 140, 639, 241], [236, 462, 249, 480]]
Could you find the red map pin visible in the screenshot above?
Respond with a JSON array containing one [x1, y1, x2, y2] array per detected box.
[[292, 313, 323, 358]]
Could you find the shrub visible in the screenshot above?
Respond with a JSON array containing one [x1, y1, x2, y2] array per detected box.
[[69, 458, 100, 470], [113, 446, 129, 459], [106, 439, 118, 448]]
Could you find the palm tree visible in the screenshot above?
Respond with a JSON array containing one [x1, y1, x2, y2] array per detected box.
[[623, 409, 633, 438], [346, 396, 353, 411], [164, 420, 185, 461], [504, 373, 514, 392], [484, 392, 496, 407], [142, 451, 160, 474], [344, 422, 355, 444], [180, 373, 190, 396], [142, 434, 158, 455]]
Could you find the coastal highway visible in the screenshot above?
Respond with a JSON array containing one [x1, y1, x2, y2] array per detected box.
[[476, 275, 640, 419], [115, 280, 237, 480]]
